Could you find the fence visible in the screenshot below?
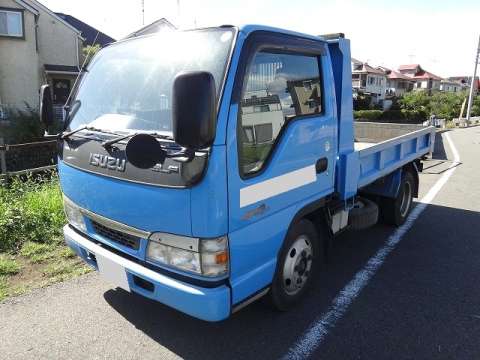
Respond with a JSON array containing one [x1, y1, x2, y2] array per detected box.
[[0, 137, 57, 180]]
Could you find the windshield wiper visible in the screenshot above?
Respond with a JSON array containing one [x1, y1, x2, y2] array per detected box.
[[60, 125, 117, 140], [101, 132, 174, 149]]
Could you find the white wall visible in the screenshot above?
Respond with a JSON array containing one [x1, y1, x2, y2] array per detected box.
[[440, 83, 461, 92], [0, 0, 41, 108], [36, 3, 82, 69], [365, 74, 386, 100]]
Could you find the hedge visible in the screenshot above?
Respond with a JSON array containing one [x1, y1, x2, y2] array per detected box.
[[354, 109, 428, 123]]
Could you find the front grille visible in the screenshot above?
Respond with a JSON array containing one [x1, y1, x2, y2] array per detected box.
[[91, 221, 141, 250]]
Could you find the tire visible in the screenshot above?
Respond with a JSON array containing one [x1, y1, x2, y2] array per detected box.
[[381, 170, 415, 226], [348, 197, 379, 230], [270, 219, 322, 311]]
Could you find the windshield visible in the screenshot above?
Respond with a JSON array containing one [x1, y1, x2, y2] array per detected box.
[[67, 28, 235, 134]]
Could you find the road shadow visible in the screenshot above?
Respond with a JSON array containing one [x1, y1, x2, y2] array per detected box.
[[103, 203, 480, 360], [422, 132, 462, 174], [431, 131, 448, 160]]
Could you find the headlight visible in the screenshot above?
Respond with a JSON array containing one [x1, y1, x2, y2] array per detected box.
[[146, 234, 228, 277], [147, 241, 201, 273], [63, 195, 87, 233]]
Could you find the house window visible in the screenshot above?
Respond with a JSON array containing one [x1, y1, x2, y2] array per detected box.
[[254, 123, 273, 143], [242, 126, 255, 144], [0, 9, 24, 38], [368, 77, 375, 85]]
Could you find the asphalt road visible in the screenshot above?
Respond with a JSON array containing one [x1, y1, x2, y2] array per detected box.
[[1, 127, 479, 360]]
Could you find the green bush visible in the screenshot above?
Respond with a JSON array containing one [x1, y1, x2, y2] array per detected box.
[[353, 110, 383, 121], [353, 93, 373, 110], [398, 90, 480, 120], [354, 109, 428, 123], [0, 173, 65, 253], [2, 103, 45, 144]]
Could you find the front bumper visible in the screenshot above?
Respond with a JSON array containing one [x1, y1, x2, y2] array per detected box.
[[64, 225, 231, 322]]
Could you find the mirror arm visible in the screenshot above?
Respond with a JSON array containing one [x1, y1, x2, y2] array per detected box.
[[167, 148, 196, 163]]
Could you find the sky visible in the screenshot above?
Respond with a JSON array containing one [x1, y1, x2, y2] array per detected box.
[[40, 0, 480, 78]]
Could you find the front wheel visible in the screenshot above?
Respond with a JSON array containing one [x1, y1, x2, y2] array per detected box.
[[270, 219, 322, 311], [381, 170, 415, 226]]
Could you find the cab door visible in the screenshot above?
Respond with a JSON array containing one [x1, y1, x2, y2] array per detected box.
[[225, 31, 338, 304]]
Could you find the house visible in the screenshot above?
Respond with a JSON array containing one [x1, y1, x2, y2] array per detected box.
[[55, 13, 115, 47], [398, 64, 442, 92], [439, 79, 462, 92], [0, 0, 84, 121], [241, 90, 283, 145], [447, 76, 479, 94], [351, 58, 387, 104], [125, 18, 176, 39], [380, 68, 414, 96]]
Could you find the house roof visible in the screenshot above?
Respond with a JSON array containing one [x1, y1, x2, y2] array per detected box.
[[411, 70, 442, 81], [398, 64, 421, 71], [352, 62, 386, 75], [55, 13, 115, 46], [377, 66, 391, 73], [351, 57, 362, 65], [388, 70, 414, 81], [15, 0, 83, 37], [125, 18, 176, 39], [44, 64, 79, 74], [398, 63, 443, 81]]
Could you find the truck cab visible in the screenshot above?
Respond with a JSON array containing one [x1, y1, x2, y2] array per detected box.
[[40, 25, 434, 321]]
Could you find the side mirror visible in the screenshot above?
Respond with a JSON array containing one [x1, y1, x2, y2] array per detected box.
[[39, 84, 54, 128], [172, 71, 216, 150]]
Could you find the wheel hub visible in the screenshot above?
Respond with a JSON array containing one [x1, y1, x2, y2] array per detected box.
[[282, 235, 313, 295]]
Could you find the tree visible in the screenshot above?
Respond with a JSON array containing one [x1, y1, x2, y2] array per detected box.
[[428, 91, 466, 120], [399, 91, 431, 113], [399, 90, 478, 120], [82, 44, 101, 67]]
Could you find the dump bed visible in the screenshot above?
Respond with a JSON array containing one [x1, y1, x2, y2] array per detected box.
[[353, 122, 435, 188]]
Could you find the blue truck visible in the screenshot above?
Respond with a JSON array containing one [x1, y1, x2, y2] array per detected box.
[[39, 25, 435, 321]]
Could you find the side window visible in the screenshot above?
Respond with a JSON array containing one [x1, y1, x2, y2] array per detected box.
[[239, 51, 322, 176]]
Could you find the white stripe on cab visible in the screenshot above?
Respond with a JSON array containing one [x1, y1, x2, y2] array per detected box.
[[240, 165, 317, 208]]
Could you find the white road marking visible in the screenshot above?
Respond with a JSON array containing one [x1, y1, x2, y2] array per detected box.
[[283, 131, 460, 359], [240, 165, 317, 208]]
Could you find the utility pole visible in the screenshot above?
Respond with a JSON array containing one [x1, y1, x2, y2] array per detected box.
[[141, 0, 145, 25], [466, 34, 480, 122]]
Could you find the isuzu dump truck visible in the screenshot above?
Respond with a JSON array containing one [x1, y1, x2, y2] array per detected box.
[[39, 25, 435, 321]]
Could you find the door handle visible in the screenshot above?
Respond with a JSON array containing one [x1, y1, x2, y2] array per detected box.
[[316, 158, 328, 173]]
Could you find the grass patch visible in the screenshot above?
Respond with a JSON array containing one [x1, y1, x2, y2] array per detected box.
[[19, 242, 56, 263], [43, 260, 91, 280], [0, 173, 65, 253], [0, 173, 92, 301], [0, 256, 21, 275], [0, 277, 8, 301]]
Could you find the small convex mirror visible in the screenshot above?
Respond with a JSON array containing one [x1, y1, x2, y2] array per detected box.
[[125, 134, 166, 169]]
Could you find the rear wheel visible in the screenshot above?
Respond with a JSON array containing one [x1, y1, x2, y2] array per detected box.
[[381, 170, 415, 226], [270, 219, 322, 311]]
